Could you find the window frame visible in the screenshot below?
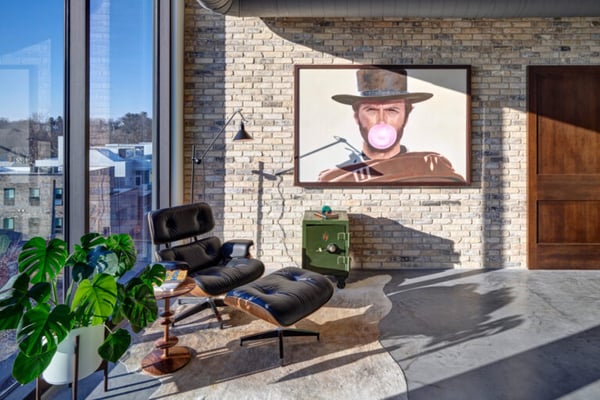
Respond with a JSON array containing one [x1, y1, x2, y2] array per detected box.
[[3, 217, 14, 230], [29, 187, 41, 206], [54, 187, 64, 206], [3, 188, 15, 206]]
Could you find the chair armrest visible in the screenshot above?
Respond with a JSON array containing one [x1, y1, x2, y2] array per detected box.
[[222, 239, 254, 259]]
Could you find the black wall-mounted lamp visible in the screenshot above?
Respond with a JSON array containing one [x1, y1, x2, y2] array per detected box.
[[191, 109, 252, 202]]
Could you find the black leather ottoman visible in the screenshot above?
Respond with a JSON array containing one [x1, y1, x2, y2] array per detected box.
[[224, 267, 335, 361]]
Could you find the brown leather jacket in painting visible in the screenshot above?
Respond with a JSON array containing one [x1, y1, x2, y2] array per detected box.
[[318, 151, 464, 183]]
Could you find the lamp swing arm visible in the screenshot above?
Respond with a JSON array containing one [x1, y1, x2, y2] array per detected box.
[[190, 109, 248, 202], [192, 109, 246, 165]]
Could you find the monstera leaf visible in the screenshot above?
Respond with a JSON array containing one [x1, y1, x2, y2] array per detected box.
[[119, 278, 159, 332], [98, 327, 131, 363], [12, 303, 79, 384], [12, 347, 55, 385], [105, 233, 137, 275], [17, 237, 67, 285], [68, 233, 106, 264], [70, 273, 118, 326], [16, 303, 73, 357], [142, 263, 168, 288], [68, 233, 109, 278], [0, 274, 51, 330]]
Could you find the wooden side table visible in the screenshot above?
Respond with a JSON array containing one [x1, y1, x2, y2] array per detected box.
[[141, 277, 196, 375]]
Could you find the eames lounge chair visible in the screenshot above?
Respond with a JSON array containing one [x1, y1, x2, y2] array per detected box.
[[147, 202, 265, 326]]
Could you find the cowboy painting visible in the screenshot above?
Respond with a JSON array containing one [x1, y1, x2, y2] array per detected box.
[[294, 65, 470, 186], [319, 67, 464, 183]]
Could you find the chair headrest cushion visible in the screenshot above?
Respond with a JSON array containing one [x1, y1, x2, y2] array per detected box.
[[148, 202, 215, 244]]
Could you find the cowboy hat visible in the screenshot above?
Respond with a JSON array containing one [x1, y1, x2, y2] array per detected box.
[[332, 68, 433, 105]]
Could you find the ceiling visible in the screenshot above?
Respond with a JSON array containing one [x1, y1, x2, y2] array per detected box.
[[196, 0, 600, 18]]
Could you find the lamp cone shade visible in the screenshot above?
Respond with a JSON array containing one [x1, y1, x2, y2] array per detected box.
[[233, 122, 253, 141]]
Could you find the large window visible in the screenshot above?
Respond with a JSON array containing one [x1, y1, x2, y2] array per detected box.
[[0, 1, 173, 396]]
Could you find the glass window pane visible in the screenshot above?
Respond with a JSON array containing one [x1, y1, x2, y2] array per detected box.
[[54, 187, 63, 206], [54, 217, 63, 233], [3, 218, 14, 230], [89, 0, 153, 267], [29, 187, 41, 206], [0, 0, 64, 381], [3, 188, 15, 205], [0, 3, 64, 263]]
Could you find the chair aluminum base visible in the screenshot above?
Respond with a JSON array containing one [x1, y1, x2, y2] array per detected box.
[[173, 297, 224, 328]]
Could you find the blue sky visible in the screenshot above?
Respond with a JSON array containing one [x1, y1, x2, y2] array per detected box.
[[0, 0, 152, 121]]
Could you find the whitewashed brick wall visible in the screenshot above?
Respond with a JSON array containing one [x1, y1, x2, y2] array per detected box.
[[184, 6, 600, 270]]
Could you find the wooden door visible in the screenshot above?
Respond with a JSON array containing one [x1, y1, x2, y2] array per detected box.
[[528, 66, 600, 269]]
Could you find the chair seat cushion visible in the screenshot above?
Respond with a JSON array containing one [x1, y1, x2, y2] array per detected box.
[[192, 257, 264, 296], [224, 267, 334, 327]]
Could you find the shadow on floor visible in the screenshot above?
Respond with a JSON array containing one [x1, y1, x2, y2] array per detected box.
[[379, 269, 600, 400], [406, 324, 600, 400]]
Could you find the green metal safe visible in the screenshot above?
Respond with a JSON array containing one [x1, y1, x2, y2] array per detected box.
[[302, 210, 350, 288]]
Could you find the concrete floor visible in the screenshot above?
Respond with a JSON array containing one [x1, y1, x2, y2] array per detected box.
[[8, 268, 600, 399], [379, 269, 600, 400]]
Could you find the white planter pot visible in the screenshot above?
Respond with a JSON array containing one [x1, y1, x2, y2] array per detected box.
[[42, 324, 105, 385]]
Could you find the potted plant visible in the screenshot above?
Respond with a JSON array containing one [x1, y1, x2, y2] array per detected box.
[[0, 232, 166, 385]]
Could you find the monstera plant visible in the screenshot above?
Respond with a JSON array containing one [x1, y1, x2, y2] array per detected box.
[[0, 233, 166, 384]]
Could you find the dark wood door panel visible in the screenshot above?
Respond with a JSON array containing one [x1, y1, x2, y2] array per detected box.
[[528, 66, 600, 269], [538, 118, 600, 174], [536, 245, 600, 269], [536, 175, 600, 200], [535, 67, 600, 174], [534, 67, 600, 135], [538, 201, 600, 243]]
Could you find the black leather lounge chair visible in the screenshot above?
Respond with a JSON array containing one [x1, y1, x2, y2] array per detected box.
[[147, 202, 265, 326]]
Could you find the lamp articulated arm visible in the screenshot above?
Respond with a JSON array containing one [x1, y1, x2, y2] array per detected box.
[[190, 109, 251, 202], [192, 109, 246, 166]]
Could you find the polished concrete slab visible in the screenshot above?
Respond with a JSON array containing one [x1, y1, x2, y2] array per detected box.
[[379, 269, 600, 400], [8, 268, 600, 399]]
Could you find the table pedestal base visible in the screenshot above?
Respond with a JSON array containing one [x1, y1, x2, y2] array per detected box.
[[142, 277, 196, 376], [141, 346, 191, 376]]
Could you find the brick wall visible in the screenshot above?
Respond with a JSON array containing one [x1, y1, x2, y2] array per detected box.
[[184, 6, 600, 270]]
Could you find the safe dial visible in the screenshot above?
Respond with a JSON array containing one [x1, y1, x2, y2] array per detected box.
[[326, 243, 340, 254]]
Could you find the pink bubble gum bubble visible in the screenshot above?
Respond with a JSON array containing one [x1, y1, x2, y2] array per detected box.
[[367, 123, 397, 150]]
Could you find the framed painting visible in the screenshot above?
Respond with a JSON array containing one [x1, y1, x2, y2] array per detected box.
[[294, 64, 471, 186]]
